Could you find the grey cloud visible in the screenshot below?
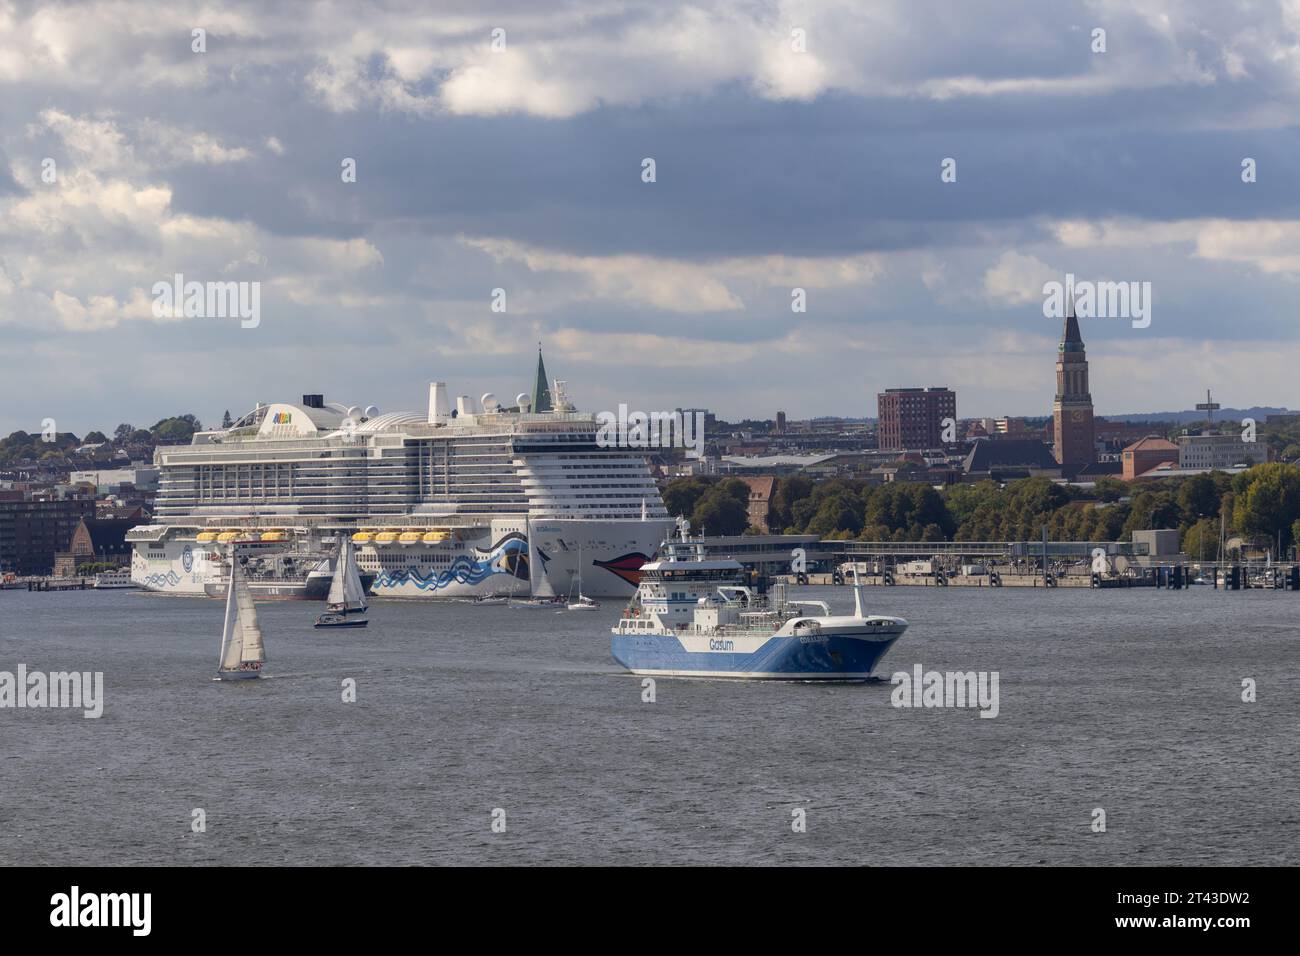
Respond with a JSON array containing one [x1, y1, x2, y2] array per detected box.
[[5, 0, 1300, 432]]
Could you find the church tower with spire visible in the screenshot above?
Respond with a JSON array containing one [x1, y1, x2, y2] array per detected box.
[[1052, 301, 1096, 469]]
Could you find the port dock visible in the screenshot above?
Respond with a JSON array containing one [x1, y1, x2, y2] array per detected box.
[[0, 577, 93, 592], [690, 533, 1300, 593]]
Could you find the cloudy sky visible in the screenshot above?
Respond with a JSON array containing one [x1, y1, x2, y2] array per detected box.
[[3, 0, 1300, 435]]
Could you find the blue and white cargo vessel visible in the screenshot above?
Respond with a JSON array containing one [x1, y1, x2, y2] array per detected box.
[[611, 527, 907, 680]]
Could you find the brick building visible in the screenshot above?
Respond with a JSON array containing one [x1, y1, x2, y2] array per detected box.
[[738, 476, 777, 532], [1095, 418, 1167, 453], [1122, 437, 1179, 480], [0, 493, 96, 575], [877, 387, 957, 451], [53, 512, 148, 576], [1052, 303, 1096, 472]]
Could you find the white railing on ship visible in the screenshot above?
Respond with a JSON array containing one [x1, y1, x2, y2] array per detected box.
[[131, 513, 498, 531]]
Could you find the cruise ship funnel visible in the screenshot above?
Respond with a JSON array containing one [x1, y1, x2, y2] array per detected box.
[[428, 382, 450, 424]]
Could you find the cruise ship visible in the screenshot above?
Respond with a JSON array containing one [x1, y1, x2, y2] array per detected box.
[[128, 352, 674, 600]]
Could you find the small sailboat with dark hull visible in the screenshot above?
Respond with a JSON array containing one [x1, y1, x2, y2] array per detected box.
[[216, 556, 266, 680], [315, 537, 369, 628]]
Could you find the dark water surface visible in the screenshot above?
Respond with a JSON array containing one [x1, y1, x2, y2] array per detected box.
[[1, 585, 1296, 865]]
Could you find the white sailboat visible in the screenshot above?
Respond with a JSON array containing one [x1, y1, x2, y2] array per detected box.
[[472, 547, 519, 605], [567, 544, 600, 610], [478, 571, 516, 607], [316, 537, 369, 627], [217, 555, 266, 680], [515, 518, 563, 608]]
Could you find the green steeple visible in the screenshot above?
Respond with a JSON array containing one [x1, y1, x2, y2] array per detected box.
[[1060, 296, 1084, 353], [530, 346, 552, 412]]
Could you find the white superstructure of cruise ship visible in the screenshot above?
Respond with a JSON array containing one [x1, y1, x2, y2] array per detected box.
[[128, 352, 674, 600]]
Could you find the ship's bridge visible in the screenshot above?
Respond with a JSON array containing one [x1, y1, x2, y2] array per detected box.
[[640, 559, 745, 581]]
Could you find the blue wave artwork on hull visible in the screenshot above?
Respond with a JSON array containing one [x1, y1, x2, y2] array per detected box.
[[372, 533, 534, 592], [140, 570, 181, 588]]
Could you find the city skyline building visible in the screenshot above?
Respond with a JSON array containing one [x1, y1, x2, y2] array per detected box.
[[877, 387, 957, 451], [1052, 301, 1097, 471], [1178, 431, 1271, 470]]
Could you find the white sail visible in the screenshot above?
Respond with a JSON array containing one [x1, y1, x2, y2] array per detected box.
[[527, 518, 556, 598], [234, 558, 266, 664], [325, 537, 367, 612], [534, 559, 556, 598], [218, 557, 244, 670], [575, 544, 592, 600], [341, 537, 367, 611], [326, 541, 347, 607]]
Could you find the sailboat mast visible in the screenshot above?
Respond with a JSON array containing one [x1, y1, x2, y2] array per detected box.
[[219, 553, 255, 671], [526, 518, 537, 597], [218, 553, 240, 668], [343, 535, 367, 612], [327, 536, 347, 607]]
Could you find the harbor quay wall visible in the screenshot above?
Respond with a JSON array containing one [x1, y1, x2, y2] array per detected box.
[[1, 576, 91, 591], [698, 534, 1300, 591], [779, 566, 1299, 591], [794, 572, 1095, 588]]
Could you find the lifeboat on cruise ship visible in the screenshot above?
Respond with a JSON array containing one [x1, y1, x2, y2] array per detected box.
[[260, 530, 288, 542], [374, 530, 399, 544], [398, 531, 422, 546], [196, 531, 219, 542], [421, 530, 448, 544], [216, 531, 242, 543], [352, 531, 374, 544]]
